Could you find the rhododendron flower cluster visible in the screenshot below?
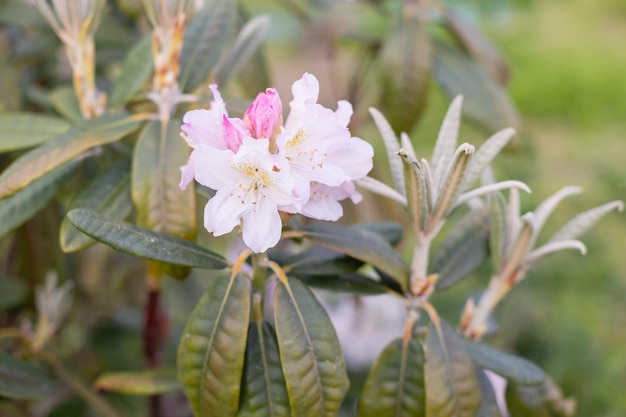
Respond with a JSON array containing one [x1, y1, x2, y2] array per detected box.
[[179, 73, 374, 253]]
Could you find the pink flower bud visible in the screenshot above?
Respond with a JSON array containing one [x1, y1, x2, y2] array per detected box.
[[243, 88, 282, 140], [222, 115, 248, 152]]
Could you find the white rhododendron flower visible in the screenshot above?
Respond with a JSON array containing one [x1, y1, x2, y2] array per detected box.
[[180, 73, 373, 252]]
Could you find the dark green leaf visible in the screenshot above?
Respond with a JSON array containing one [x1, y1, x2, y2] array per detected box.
[[177, 272, 250, 417], [378, 18, 432, 133], [131, 119, 197, 278], [0, 353, 57, 399], [49, 86, 83, 123], [0, 161, 78, 238], [282, 246, 363, 276], [0, 113, 143, 199], [431, 207, 490, 289], [358, 336, 425, 417], [179, 0, 236, 92], [425, 320, 480, 417], [60, 160, 133, 253], [463, 340, 545, 385], [296, 273, 390, 295], [0, 53, 21, 112], [108, 36, 154, 110], [66, 209, 227, 269], [300, 223, 409, 291], [433, 41, 520, 134], [274, 278, 349, 417], [94, 368, 178, 395], [489, 193, 508, 273], [0, 275, 28, 309], [353, 221, 404, 246], [0, 113, 70, 153], [476, 369, 503, 417], [506, 377, 576, 417], [238, 321, 291, 417]]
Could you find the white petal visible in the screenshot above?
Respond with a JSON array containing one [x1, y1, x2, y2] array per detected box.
[[191, 145, 238, 190], [335, 100, 353, 127], [242, 199, 283, 253], [285, 73, 320, 131], [179, 160, 195, 190], [300, 196, 344, 221], [204, 188, 249, 236]]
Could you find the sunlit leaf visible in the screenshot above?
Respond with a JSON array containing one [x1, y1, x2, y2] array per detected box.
[[179, 0, 236, 92], [431, 144, 474, 226], [67, 209, 227, 270], [0, 52, 21, 112], [425, 320, 480, 417], [531, 186, 582, 246], [213, 15, 271, 85], [94, 368, 178, 395], [358, 335, 425, 417], [463, 339, 545, 385], [549, 200, 624, 243], [433, 41, 520, 134], [399, 151, 428, 234], [60, 160, 132, 253], [132, 119, 197, 278], [463, 128, 516, 190], [368, 108, 404, 194], [0, 353, 57, 399], [0, 161, 78, 238], [299, 223, 410, 291], [49, 86, 83, 123], [431, 96, 463, 184], [108, 36, 153, 110], [378, 18, 432, 133], [177, 272, 250, 417], [0, 113, 143, 199], [274, 278, 349, 417], [0, 113, 70, 153], [238, 321, 291, 417], [431, 206, 490, 289]]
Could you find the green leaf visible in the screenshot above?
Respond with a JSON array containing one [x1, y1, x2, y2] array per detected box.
[[297, 273, 390, 295], [213, 15, 271, 85], [378, 18, 432, 133], [0, 113, 70, 153], [463, 340, 545, 385], [0, 52, 21, 112], [399, 151, 428, 234], [489, 193, 508, 273], [506, 377, 577, 417], [108, 36, 154, 110], [66, 209, 227, 269], [60, 160, 133, 253], [0, 353, 57, 399], [238, 321, 291, 417], [177, 272, 250, 417], [49, 86, 83, 123], [433, 41, 520, 134], [0, 113, 143, 199], [0, 275, 28, 309], [131, 119, 197, 278], [431, 206, 490, 289], [368, 108, 404, 195], [358, 336, 425, 417], [0, 161, 78, 238], [299, 223, 410, 291], [431, 96, 462, 182], [475, 369, 503, 417], [282, 246, 363, 276], [463, 128, 516, 191], [425, 320, 480, 417], [179, 0, 237, 92], [431, 144, 474, 226], [274, 278, 349, 417], [355, 221, 404, 245], [549, 200, 624, 243], [94, 368, 179, 395]]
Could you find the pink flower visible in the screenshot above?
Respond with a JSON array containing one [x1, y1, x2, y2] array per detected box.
[[179, 73, 374, 252]]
